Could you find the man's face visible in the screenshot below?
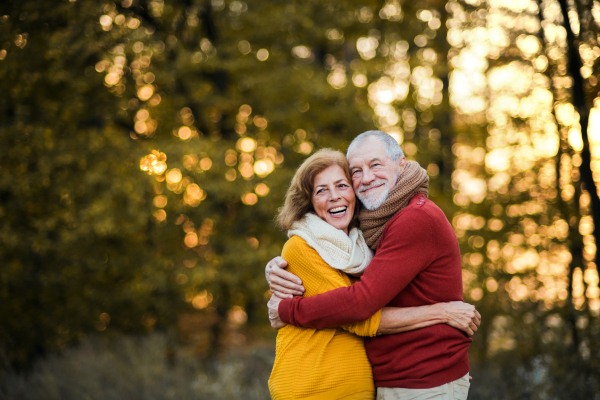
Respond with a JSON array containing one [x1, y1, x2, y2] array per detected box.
[[348, 136, 406, 210]]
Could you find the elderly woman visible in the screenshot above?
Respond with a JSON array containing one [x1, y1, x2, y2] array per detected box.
[[268, 149, 474, 400]]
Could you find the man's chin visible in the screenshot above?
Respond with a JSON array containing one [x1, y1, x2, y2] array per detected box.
[[357, 183, 391, 211], [358, 195, 386, 211]]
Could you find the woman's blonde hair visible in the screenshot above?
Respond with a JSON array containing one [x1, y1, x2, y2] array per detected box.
[[277, 148, 356, 231]]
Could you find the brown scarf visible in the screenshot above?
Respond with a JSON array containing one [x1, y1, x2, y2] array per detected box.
[[359, 161, 429, 250]]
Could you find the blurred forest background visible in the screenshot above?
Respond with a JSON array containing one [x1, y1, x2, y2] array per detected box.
[[1, 0, 599, 398]]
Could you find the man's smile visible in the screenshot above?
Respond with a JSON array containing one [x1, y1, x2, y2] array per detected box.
[[359, 180, 387, 195], [360, 184, 385, 193]]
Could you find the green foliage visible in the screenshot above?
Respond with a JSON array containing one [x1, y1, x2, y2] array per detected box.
[[1, 0, 460, 368], [0, 1, 187, 368]]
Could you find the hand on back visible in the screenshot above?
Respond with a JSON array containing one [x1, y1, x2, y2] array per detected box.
[[438, 301, 481, 336], [265, 256, 305, 299]]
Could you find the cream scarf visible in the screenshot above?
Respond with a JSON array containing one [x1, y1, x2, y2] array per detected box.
[[288, 213, 373, 276], [359, 161, 429, 250]]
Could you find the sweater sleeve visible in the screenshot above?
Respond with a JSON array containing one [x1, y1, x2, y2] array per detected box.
[[282, 236, 381, 337], [279, 208, 434, 329]]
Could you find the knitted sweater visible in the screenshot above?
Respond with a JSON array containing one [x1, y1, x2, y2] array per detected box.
[[268, 236, 382, 400], [279, 194, 471, 389]]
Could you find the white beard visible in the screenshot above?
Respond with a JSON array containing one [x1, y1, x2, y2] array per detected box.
[[357, 179, 391, 210]]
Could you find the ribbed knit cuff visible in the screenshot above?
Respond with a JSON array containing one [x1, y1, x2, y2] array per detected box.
[[279, 298, 293, 324]]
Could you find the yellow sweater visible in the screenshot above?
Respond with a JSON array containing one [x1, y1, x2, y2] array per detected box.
[[268, 236, 382, 400]]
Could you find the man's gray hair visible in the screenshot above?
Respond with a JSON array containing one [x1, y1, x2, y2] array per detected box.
[[346, 130, 404, 162]]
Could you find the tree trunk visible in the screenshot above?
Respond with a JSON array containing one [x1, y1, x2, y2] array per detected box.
[[556, 0, 600, 268]]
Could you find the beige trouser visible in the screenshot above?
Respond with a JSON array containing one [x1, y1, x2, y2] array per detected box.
[[376, 373, 470, 400]]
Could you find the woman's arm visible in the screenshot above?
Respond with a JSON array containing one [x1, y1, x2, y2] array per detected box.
[[377, 302, 481, 336]]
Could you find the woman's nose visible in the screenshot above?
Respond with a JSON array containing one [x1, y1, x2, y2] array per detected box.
[[329, 188, 341, 201]]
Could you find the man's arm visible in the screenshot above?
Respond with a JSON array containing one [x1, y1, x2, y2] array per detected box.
[[265, 256, 481, 334], [272, 236, 384, 336], [278, 211, 439, 329], [269, 295, 481, 336]]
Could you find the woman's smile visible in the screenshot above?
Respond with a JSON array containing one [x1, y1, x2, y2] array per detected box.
[[328, 206, 348, 217]]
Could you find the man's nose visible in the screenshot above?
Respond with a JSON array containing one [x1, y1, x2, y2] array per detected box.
[[361, 168, 375, 185]]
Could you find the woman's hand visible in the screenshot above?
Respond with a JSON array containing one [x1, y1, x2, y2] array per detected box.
[[267, 294, 287, 329], [437, 302, 481, 336], [265, 256, 305, 299]]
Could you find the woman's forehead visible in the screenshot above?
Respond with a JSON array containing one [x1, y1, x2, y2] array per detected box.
[[314, 165, 349, 185]]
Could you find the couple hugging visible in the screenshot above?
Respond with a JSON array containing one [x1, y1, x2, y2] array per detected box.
[[264, 130, 481, 400]]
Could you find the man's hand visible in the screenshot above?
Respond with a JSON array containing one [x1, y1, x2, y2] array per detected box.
[[267, 294, 287, 329], [265, 256, 304, 299], [438, 302, 481, 336]]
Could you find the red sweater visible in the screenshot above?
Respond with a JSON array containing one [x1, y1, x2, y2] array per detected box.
[[279, 194, 471, 389]]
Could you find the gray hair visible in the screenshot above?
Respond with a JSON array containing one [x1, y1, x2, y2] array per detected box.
[[346, 130, 404, 162]]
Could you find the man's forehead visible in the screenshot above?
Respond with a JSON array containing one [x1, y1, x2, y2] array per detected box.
[[348, 136, 386, 157], [349, 154, 384, 164], [347, 147, 390, 167]]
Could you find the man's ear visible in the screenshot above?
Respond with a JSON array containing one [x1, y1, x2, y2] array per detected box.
[[398, 156, 407, 171]]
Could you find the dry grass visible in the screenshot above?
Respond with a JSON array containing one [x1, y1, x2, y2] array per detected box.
[[0, 333, 274, 400]]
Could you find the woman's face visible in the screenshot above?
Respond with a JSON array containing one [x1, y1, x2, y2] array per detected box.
[[311, 164, 356, 234]]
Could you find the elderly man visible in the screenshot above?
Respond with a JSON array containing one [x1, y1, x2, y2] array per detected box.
[[265, 130, 479, 399]]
